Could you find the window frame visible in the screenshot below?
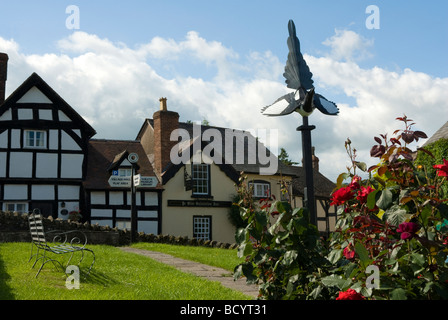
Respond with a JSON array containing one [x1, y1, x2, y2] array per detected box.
[[249, 180, 271, 198], [24, 130, 47, 149], [3, 202, 29, 213], [191, 163, 211, 197], [193, 215, 212, 241]]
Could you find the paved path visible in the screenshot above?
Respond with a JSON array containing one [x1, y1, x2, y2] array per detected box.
[[120, 247, 259, 299]]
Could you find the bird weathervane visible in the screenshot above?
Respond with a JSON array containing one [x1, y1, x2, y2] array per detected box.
[[261, 20, 339, 117]]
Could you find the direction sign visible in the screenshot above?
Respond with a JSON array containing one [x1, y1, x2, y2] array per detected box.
[[108, 175, 157, 188], [133, 174, 141, 187], [140, 176, 158, 187], [108, 176, 131, 188]]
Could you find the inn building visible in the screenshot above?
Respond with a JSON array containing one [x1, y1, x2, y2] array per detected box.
[[0, 52, 336, 243]]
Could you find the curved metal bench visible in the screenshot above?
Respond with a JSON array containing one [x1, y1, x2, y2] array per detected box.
[[28, 209, 95, 278]]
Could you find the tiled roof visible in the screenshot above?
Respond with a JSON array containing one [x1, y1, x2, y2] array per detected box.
[[291, 166, 336, 199], [84, 139, 162, 190], [422, 121, 448, 146]]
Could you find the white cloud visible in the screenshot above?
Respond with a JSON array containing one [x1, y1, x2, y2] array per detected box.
[[0, 29, 446, 184], [322, 29, 374, 62]]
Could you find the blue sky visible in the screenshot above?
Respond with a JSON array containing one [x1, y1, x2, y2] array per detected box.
[[0, 1, 447, 181]]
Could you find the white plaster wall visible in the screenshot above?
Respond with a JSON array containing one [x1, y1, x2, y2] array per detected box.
[[60, 154, 83, 178], [90, 192, 106, 205], [0, 131, 7, 148], [0, 109, 11, 121], [9, 152, 33, 177], [91, 209, 113, 217], [145, 192, 158, 205], [139, 221, 158, 234], [61, 131, 81, 151], [3, 185, 27, 200], [49, 130, 58, 150], [16, 87, 52, 103], [39, 109, 53, 120], [36, 153, 58, 178], [109, 192, 124, 205], [17, 109, 33, 120], [58, 185, 80, 200], [11, 130, 20, 149], [0, 152, 6, 177], [31, 185, 54, 200]]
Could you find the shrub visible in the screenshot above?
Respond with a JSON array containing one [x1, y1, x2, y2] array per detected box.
[[234, 116, 448, 300]]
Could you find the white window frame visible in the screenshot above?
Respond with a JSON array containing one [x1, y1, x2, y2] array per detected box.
[[3, 202, 29, 213], [24, 130, 46, 148], [116, 220, 131, 231], [193, 216, 211, 240], [250, 182, 271, 198], [192, 164, 209, 195]]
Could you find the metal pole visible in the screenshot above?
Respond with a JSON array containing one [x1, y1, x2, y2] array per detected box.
[[297, 116, 317, 226], [130, 164, 137, 243]]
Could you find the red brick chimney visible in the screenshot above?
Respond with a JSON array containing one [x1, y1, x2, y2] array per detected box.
[[153, 97, 179, 175], [0, 53, 8, 105]]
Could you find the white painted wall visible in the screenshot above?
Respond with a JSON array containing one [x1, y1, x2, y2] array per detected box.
[[0, 152, 6, 177], [36, 153, 58, 178], [31, 185, 54, 200], [9, 152, 33, 177], [90, 192, 106, 205], [61, 130, 81, 151], [3, 184, 28, 200], [16, 87, 52, 104], [60, 154, 83, 178]]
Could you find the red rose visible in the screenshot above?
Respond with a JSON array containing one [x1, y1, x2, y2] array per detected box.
[[331, 187, 354, 206], [343, 245, 355, 260], [397, 222, 419, 240], [336, 288, 365, 300], [349, 175, 361, 190], [356, 186, 374, 204], [434, 159, 448, 177]]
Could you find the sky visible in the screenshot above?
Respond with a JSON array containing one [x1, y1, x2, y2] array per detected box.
[[0, 0, 447, 183]]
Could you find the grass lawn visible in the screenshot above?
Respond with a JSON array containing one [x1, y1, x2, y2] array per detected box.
[[131, 242, 244, 272], [0, 242, 250, 300]]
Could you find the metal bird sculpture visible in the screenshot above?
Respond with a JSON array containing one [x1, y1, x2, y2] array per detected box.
[[261, 20, 339, 117]]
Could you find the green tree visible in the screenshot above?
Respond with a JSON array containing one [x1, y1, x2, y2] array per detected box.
[[278, 147, 298, 166]]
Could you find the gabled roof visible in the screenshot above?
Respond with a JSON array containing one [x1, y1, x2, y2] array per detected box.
[[84, 139, 162, 190], [422, 121, 448, 147], [0, 72, 96, 138], [291, 166, 336, 199], [139, 119, 297, 184]]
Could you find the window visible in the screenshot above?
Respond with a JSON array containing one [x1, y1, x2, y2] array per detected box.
[[3, 202, 28, 213], [250, 181, 271, 198], [116, 220, 131, 231], [118, 168, 132, 177], [192, 164, 210, 196], [193, 216, 211, 240], [25, 130, 46, 148]]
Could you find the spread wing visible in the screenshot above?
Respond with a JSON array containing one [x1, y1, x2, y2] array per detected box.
[[283, 20, 314, 91], [261, 92, 297, 116], [313, 93, 339, 115]]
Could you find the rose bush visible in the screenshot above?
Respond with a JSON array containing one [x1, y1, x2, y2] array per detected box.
[[234, 116, 448, 300]]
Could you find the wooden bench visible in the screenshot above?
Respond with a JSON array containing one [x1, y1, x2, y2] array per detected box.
[[28, 209, 95, 278]]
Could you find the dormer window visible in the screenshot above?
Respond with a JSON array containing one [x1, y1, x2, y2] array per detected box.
[[250, 181, 271, 198], [25, 130, 46, 148]]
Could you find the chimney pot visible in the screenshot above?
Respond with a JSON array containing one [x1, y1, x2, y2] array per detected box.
[[0, 52, 8, 104], [159, 97, 167, 111]]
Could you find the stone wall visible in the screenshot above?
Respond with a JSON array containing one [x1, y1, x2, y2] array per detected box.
[[0, 211, 237, 249]]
